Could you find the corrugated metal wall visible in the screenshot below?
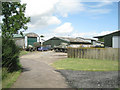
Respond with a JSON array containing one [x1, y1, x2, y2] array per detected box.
[[104, 31, 120, 47], [43, 37, 69, 48]]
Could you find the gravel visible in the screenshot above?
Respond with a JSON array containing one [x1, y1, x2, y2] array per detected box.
[[56, 70, 119, 88]]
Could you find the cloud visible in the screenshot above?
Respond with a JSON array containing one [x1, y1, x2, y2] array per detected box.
[[20, 0, 116, 37], [88, 9, 111, 14], [55, 0, 85, 17], [21, 0, 85, 29], [77, 0, 118, 2], [71, 30, 118, 39], [21, 0, 114, 30], [21, 0, 58, 16], [88, 1, 113, 8], [98, 30, 118, 36], [22, 0, 85, 17], [54, 22, 73, 34], [72, 32, 98, 38], [28, 15, 61, 28]]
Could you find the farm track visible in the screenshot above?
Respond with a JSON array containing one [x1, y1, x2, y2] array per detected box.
[[12, 51, 119, 88], [12, 51, 70, 88]]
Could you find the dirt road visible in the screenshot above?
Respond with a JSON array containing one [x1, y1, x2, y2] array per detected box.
[[12, 51, 69, 88]]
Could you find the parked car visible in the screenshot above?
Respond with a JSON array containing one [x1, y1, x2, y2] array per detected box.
[[37, 47, 49, 51]]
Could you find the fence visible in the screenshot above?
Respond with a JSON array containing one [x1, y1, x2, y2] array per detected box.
[[67, 48, 118, 60]]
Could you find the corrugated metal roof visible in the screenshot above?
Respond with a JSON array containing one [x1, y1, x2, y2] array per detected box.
[[25, 32, 39, 37], [13, 34, 25, 38], [13, 32, 39, 38], [94, 30, 120, 38], [57, 37, 91, 43]]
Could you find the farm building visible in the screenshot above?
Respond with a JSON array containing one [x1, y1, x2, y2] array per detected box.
[[76, 37, 103, 46], [43, 37, 96, 49], [13, 32, 39, 49], [94, 30, 120, 48]]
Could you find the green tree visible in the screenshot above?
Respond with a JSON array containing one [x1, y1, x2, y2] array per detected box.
[[98, 38, 104, 42], [1, 2, 30, 38], [1, 2, 30, 72]]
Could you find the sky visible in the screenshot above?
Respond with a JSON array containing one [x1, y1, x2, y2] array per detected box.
[[21, 0, 118, 40]]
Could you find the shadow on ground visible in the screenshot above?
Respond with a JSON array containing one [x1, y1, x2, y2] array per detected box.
[[21, 67, 31, 72]]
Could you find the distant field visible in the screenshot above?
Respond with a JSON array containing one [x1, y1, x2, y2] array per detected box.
[[52, 58, 118, 71]]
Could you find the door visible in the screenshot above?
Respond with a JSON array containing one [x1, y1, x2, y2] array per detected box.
[[27, 37, 37, 46], [112, 36, 120, 48]]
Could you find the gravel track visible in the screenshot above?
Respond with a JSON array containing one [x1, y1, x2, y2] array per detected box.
[[56, 70, 119, 88]]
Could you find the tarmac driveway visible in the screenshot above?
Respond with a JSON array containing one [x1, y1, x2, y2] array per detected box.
[[12, 51, 69, 88]]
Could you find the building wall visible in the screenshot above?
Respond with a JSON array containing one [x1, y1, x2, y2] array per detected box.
[[14, 38, 25, 48], [104, 31, 120, 47], [112, 36, 120, 48], [104, 35, 112, 47], [43, 37, 69, 48], [14, 33, 39, 49]]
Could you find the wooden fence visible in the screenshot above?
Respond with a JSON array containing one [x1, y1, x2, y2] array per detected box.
[[67, 48, 118, 60]]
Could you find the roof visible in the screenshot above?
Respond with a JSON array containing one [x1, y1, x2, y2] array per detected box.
[[56, 37, 91, 44], [25, 32, 39, 37], [78, 37, 96, 41], [13, 34, 25, 38], [13, 32, 39, 38], [94, 30, 120, 38]]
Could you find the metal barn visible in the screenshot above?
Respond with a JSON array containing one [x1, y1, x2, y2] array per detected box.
[[43, 37, 69, 49], [94, 30, 120, 48], [43, 37, 91, 49], [14, 32, 39, 49]]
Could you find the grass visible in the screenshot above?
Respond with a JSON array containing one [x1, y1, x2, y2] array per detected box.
[[20, 50, 29, 56], [2, 50, 27, 88], [52, 58, 118, 71], [2, 68, 21, 88]]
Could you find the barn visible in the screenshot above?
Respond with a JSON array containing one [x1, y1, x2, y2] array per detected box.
[[13, 32, 39, 49], [43, 37, 91, 49], [94, 30, 120, 48]]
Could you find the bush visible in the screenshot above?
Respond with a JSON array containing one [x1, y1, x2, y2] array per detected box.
[[2, 38, 21, 72]]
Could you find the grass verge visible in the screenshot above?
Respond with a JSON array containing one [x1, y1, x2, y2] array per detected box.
[[2, 68, 21, 88], [20, 50, 29, 56], [52, 58, 118, 71]]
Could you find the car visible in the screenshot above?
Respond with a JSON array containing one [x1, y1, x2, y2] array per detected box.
[[37, 47, 49, 51]]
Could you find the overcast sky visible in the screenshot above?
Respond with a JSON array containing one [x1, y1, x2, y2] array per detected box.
[[21, 0, 118, 40]]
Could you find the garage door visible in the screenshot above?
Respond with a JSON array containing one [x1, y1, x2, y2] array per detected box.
[[27, 37, 37, 46]]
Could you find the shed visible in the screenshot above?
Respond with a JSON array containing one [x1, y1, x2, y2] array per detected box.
[[43, 37, 91, 49], [13, 32, 39, 49], [94, 30, 120, 48]]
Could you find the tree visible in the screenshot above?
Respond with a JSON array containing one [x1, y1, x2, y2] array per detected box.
[[40, 35, 44, 38], [1, 2, 30, 72], [1, 2, 30, 38]]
